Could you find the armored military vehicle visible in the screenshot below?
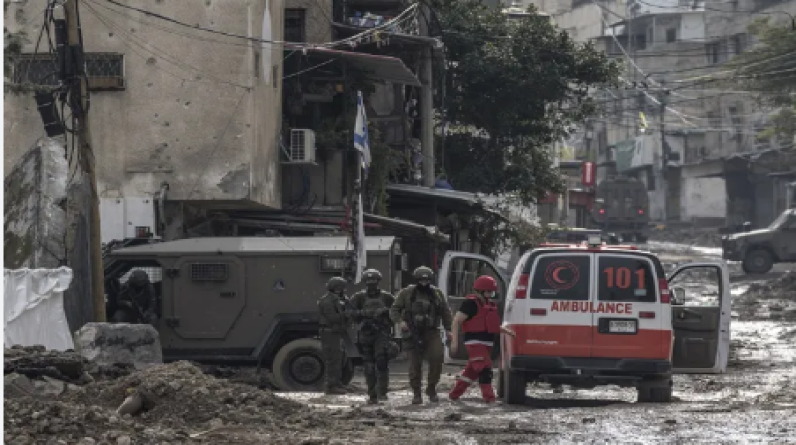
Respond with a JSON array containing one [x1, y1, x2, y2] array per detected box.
[[103, 236, 405, 391], [722, 208, 796, 274], [591, 176, 650, 242]]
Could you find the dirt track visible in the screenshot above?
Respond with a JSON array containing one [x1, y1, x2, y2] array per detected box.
[[5, 242, 796, 444]]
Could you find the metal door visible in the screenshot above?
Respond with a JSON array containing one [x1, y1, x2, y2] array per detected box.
[[170, 256, 246, 339], [439, 251, 507, 364]]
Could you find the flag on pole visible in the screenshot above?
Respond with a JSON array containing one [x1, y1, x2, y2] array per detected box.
[[354, 91, 372, 173], [351, 90, 370, 284]]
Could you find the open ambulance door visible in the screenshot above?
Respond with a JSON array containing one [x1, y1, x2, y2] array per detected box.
[[438, 251, 508, 364], [667, 260, 731, 374]]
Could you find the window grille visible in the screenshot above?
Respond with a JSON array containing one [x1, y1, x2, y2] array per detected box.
[[190, 263, 229, 282]]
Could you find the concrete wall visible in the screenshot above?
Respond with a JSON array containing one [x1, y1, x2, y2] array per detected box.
[[681, 177, 726, 221], [4, 0, 284, 208]]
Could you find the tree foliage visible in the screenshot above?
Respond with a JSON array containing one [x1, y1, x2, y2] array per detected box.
[[430, 0, 620, 204], [726, 18, 796, 144]]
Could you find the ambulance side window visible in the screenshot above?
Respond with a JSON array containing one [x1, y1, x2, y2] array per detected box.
[[529, 255, 590, 301], [598, 256, 656, 303]]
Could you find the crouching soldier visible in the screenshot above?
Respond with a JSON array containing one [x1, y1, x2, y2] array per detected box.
[[349, 269, 398, 404], [112, 269, 159, 325], [318, 276, 350, 395], [448, 275, 514, 403], [390, 266, 453, 405]]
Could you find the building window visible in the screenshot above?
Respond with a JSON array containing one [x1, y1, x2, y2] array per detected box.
[[285, 9, 307, 43], [13, 53, 125, 90], [706, 42, 722, 64], [732, 33, 747, 55], [666, 28, 677, 43]]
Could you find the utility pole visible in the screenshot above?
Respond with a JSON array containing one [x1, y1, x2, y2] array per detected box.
[[65, 0, 106, 322], [419, 2, 435, 187], [658, 82, 670, 223]]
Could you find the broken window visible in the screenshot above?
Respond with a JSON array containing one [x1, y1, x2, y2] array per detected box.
[[13, 53, 125, 90]]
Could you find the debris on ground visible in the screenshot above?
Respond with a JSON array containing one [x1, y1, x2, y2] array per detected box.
[[746, 271, 796, 300], [648, 226, 724, 247]]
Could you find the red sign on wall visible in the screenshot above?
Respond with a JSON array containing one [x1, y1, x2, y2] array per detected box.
[[582, 161, 595, 187]]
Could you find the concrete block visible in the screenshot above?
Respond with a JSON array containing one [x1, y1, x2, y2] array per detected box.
[[74, 323, 163, 370]]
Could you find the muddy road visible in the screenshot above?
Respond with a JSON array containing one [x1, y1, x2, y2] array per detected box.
[[6, 242, 796, 444], [276, 242, 796, 444]]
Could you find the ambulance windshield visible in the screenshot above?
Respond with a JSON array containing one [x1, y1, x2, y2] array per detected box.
[[597, 256, 657, 303], [529, 255, 590, 301]]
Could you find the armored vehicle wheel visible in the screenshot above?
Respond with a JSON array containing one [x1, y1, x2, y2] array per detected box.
[[272, 338, 327, 391], [742, 249, 774, 275], [503, 369, 526, 405]]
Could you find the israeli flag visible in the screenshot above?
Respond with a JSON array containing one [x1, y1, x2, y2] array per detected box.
[[354, 90, 372, 174]]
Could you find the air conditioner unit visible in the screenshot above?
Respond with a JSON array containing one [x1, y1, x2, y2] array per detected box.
[[286, 129, 316, 164]]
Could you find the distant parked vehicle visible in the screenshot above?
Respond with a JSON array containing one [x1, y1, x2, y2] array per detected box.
[[722, 209, 796, 274], [591, 176, 650, 242]]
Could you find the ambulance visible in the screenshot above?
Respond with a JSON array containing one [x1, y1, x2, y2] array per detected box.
[[438, 235, 731, 405]]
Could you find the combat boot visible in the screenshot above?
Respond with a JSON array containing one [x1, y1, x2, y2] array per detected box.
[[426, 386, 439, 403], [411, 389, 423, 405], [378, 392, 389, 401], [367, 396, 379, 405]]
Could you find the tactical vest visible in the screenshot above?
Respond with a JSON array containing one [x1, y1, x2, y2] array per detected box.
[[461, 295, 501, 335], [317, 292, 346, 330], [408, 285, 441, 330]]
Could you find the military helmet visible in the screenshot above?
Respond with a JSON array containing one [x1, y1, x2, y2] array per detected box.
[[326, 276, 347, 292], [413, 266, 434, 280], [363, 269, 382, 283], [128, 269, 150, 286]]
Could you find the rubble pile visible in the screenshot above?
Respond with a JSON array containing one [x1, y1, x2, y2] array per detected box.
[[4, 349, 342, 444], [66, 361, 309, 428]]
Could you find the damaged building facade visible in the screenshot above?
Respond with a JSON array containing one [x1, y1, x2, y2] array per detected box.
[[5, 0, 287, 241], [525, 0, 796, 228], [5, 0, 508, 281]]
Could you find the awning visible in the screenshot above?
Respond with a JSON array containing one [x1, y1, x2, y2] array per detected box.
[[306, 48, 420, 86]]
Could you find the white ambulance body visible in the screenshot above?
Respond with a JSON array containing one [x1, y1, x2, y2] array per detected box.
[[438, 237, 731, 405]]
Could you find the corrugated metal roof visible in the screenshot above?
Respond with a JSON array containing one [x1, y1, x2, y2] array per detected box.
[[110, 236, 396, 257], [306, 48, 420, 86]]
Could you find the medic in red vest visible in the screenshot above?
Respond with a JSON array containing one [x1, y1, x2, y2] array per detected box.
[[448, 275, 514, 402]]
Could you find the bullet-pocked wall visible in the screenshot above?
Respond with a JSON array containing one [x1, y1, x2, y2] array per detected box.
[[4, 0, 284, 208]]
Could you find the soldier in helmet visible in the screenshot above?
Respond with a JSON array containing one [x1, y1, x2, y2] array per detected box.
[[390, 266, 453, 404], [349, 269, 397, 404], [317, 276, 350, 395], [112, 269, 159, 325]]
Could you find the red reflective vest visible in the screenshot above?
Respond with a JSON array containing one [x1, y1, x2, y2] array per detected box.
[[461, 295, 501, 334]]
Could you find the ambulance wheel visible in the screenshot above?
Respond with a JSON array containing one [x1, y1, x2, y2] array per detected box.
[[496, 369, 505, 398], [504, 370, 526, 405], [637, 379, 672, 403]]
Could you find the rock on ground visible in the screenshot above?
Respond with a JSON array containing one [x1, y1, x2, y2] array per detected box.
[[74, 323, 163, 370]]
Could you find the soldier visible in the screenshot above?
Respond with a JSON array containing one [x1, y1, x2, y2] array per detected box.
[[390, 266, 453, 405], [112, 269, 158, 325], [349, 269, 397, 404], [318, 276, 350, 395]]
